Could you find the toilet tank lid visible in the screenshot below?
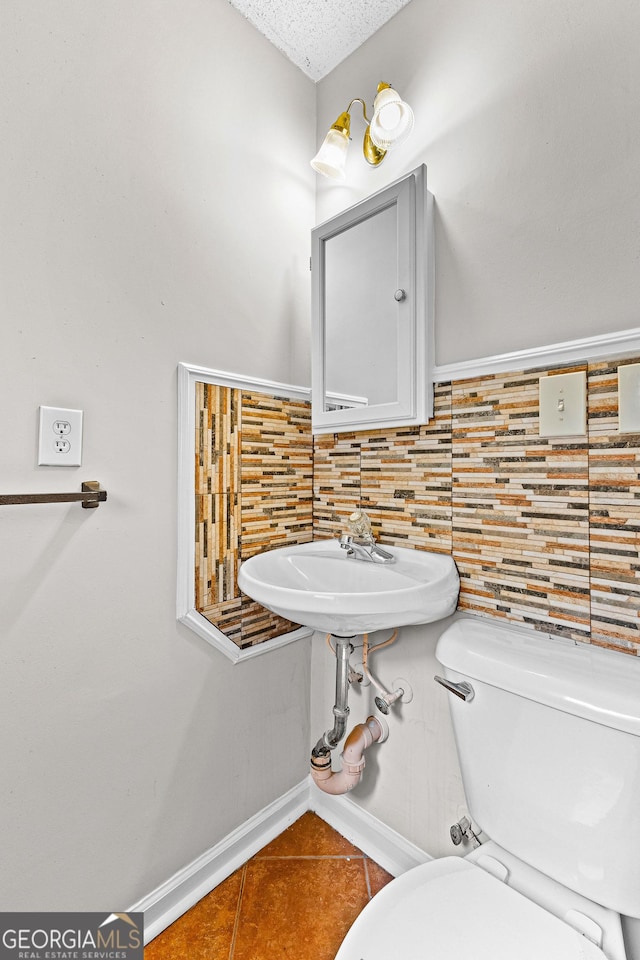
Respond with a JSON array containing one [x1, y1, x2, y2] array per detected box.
[[436, 617, 640, 737]]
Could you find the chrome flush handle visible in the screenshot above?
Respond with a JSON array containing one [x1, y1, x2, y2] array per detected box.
[[434, 675, 475, 702]]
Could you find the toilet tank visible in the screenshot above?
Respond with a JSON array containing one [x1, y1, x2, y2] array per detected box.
[[436, 617, 640, 919]]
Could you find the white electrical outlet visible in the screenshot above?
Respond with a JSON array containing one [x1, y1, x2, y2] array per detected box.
[[539, 371, 586, 437], [38, 406, 83, 466]]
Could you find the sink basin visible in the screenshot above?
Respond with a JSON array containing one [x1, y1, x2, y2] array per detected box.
[[237, 539, 460, 636]]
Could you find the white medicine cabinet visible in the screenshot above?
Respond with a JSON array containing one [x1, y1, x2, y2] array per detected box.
[[311, 165, 434, 434]]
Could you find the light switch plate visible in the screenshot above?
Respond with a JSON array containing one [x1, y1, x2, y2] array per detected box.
[[539, 371, 586, 437], [618, 363, 640, 433], [38, 406, 83, 466]]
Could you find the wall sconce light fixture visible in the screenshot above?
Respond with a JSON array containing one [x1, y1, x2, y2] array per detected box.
[[311, 82, 414, 182]]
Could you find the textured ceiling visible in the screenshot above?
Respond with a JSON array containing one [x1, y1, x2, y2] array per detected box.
[[227, 0, 413, 81]]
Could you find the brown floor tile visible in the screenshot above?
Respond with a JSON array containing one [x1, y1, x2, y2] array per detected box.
[[144, 867, 243, 960], [366, 859, 394, 897], [255, 811, 363, 859], [232, 857, 370, 960], [145, 815, 393, 960]]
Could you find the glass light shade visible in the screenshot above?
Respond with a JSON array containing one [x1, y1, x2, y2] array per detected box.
[[311, 128, 350, 181], [369, 86, 415, 151]]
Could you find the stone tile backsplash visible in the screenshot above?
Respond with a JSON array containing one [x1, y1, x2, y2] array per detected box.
[[196, 358, 640, 654], [195, 383, 312, 649]]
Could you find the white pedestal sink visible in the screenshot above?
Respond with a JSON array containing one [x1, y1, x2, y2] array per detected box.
[[237, 539, 460, 636]]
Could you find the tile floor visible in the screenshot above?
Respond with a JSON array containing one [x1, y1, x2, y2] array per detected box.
[[144, 811, 394, 959]]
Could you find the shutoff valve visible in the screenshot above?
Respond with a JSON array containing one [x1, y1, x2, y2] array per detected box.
[[450, 816, 480, 847]]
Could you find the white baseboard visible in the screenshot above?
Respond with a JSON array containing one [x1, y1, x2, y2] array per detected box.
[[129, 779, 309, 944], [308, 784, 431, 878], [131, 776, 431, 945]]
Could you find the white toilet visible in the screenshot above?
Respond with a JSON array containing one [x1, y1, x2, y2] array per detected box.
[[335, 616, 640, 960]]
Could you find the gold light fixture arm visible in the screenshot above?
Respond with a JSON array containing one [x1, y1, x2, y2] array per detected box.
[[346, 98, 371, 124], [343, 97, 386, 167]]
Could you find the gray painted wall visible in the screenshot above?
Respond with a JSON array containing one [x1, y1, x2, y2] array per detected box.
[[315, 0, 640, 366], [0, 0, 315, 910]]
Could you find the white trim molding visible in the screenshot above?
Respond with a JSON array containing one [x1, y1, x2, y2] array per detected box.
[[130, 779, 309, 944], [309, 786, 431, 879], [433, 326, 640, 383], [130, 777, 431, 945], [176, 362, 312, 663]]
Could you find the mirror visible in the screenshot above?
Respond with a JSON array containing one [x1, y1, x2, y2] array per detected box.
[[311, 165, 433, 433]]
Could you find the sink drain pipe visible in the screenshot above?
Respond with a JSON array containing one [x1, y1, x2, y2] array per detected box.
[[311, 636, 353, 756], [311, 634, 389, 796], [311, 714, 388, 795]]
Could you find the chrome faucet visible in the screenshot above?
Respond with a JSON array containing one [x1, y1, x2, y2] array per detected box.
[[339, 509, 395, 563], [339, 533, 395, 564]]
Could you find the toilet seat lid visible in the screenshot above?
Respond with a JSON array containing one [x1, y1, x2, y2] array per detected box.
[[336, 857, 607, 960]]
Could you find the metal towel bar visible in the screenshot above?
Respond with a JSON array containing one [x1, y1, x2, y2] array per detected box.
[[0, 481, 107, 509]]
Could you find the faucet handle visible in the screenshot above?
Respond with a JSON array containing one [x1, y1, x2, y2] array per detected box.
[[348, 508, 372, 539]]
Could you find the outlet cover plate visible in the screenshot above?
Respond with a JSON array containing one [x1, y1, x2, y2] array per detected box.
[[539, 371, 586, 437], [38, 406, 83, 466]]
